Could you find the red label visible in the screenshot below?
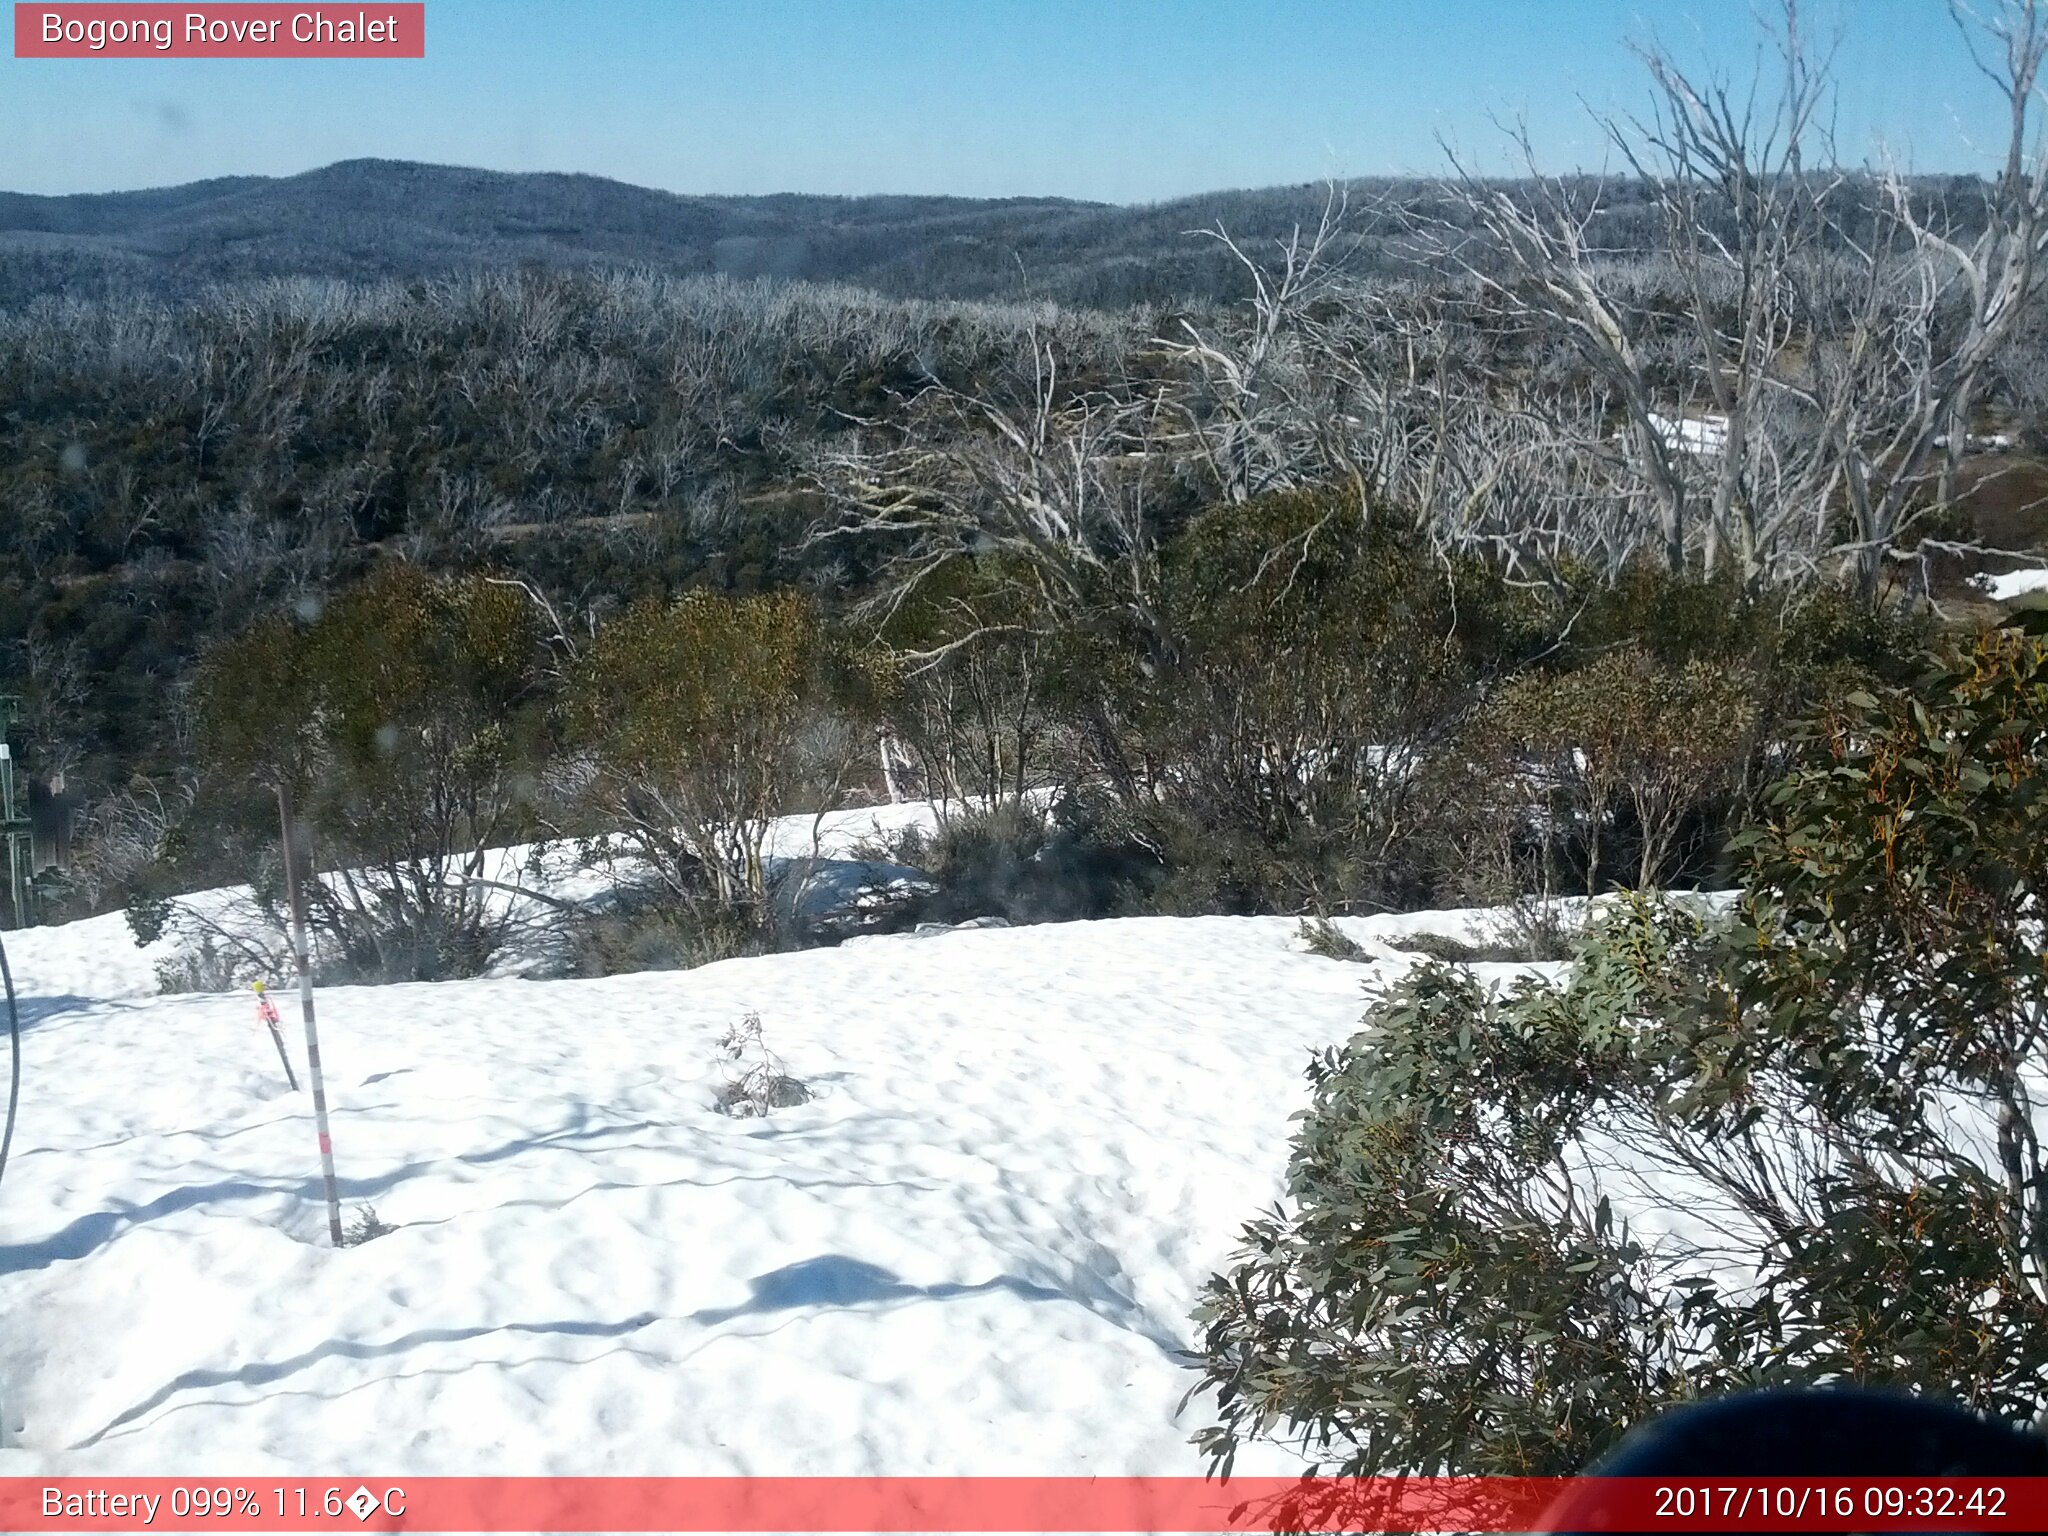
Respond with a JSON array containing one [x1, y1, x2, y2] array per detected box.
[[13, 4, 424, 57], [0, 1476, 2042, 1532]]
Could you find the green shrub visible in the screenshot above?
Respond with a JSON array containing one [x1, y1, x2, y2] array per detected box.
[[1187, 944, 1691, 1477], [1452, 645, 1757, 898], [571, 587, 871, 931], [1434, 568, 1935, 903], [1188, 628, 2048, 1476], [1116, 490, 1495, 915], [190, 563, 546, 983]]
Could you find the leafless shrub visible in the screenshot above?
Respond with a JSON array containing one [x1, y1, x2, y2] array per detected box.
[[712, 1014, 812, 1118], [66, 777, 193, 910], [152, 934, 253, 994]]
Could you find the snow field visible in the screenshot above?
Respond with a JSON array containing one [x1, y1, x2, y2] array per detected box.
[[0, 897, 1534, 1477]]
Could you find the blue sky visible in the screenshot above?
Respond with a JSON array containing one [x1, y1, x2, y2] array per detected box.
[[0, 1, 2027, 202]]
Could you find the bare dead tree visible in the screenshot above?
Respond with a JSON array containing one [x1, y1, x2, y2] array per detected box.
[[813, 334, 1173, 667], [66, 775, 194, 910], [1155, 186, 1362, 509], [1433, 148, 1698, 574], [1837, 0, 2048, 597], [1429, 0, 2048, 596]]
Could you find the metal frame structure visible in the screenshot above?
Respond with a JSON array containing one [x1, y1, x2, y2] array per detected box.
[[0, 697, 30, 931]]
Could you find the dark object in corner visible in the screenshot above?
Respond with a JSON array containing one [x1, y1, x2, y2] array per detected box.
[[1541, 1388, 2048, 1535]]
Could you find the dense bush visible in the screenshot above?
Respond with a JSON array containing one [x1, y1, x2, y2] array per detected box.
[[1188, 626, 2048, 1476], [880, 796, 1164, 927], [895, 509, 1929, 922], [1100, 490, 1520, 916], [1068, 509, 1922, 917], [1453, 645, 1758, 898], [570, 587, 872, 932], [1417, 569, 1929, 907], [184, 562, 546, 982]]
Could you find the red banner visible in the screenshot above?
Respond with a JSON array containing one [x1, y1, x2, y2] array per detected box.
[[1, 1476, 2043, 1532], [13, 4, 424, 58]]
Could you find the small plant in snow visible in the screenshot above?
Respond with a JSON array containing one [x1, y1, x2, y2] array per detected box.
[[714, 1014, 813, 1117], [1297, 917, 1369, 962], [1401, 924, 1577, 966], [1392, 930, 1486, 964], [342, 1205, 395, 1246]]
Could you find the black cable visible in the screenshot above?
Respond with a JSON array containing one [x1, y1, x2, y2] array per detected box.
[[0, 926, 16, 1195]]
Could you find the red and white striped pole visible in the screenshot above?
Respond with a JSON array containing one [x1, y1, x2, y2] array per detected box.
[[277, 784, 344, 1248], [253, 982, 300, 1092]]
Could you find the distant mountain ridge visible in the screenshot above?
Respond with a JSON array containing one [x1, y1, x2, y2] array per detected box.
[[1, 157, 1989, 312], [0, 158, 1347, 309]]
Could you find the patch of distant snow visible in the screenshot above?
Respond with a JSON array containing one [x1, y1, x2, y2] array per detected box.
[[1934, 429, 2020, 452], [1647, 411, 1729, 456], [1973, 567, 2048, 606]]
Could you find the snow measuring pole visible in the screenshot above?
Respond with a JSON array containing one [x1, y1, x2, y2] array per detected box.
[[277, 785, 344, 1247]]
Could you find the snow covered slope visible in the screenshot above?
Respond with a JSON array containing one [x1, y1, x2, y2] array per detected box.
[[0, 899, 1526, 1477], [1974, 567, 2048, 608]]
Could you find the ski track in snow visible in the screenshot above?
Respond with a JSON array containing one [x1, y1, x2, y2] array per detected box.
[[0, 832, 1564, 1476]]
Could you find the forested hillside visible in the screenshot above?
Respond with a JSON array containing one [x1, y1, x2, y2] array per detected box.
[[7, 20, 2048, 948], [0, 273, 1140, 796]]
